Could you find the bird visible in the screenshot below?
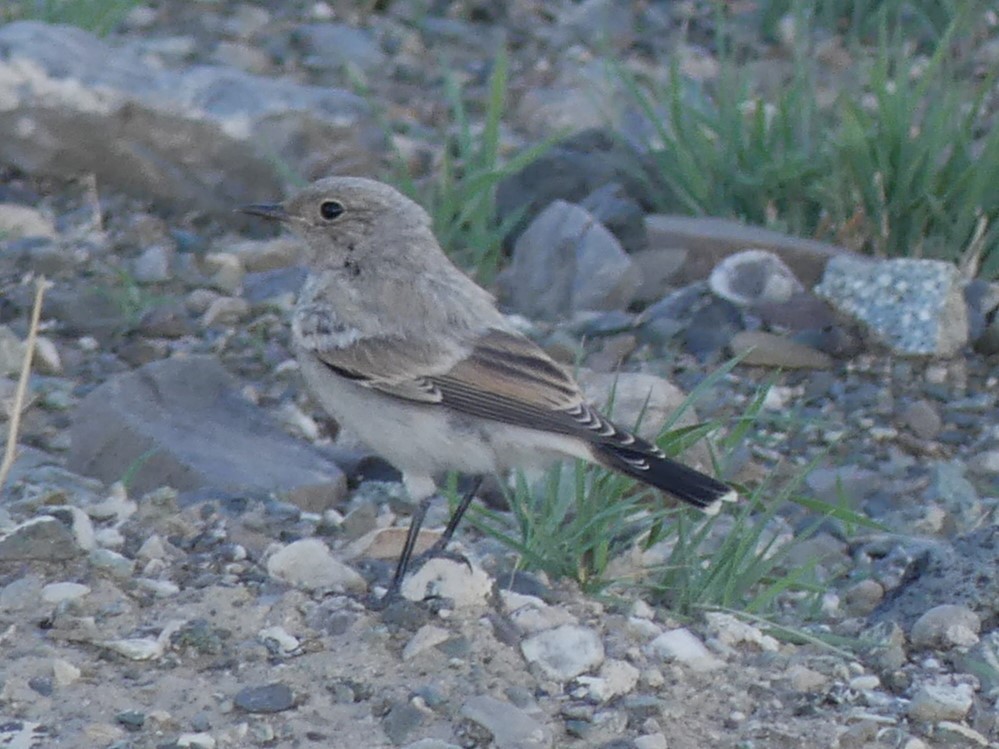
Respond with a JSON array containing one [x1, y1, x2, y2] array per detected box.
[[240, 176, 736, 603]]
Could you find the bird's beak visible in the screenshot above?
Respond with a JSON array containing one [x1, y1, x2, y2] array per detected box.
[[238, 203, 289, 221]]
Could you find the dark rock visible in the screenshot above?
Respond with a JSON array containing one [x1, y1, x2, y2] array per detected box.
[[0, 516, 81, 562], [381, 701, 425, 745], [580, 182, 646, 253], [499, 200, 638, 320], [68, 355, 347, 505], [233, 683, 295, 713], [872, 526, 999, 629], [683, 297, 744, 359], [496, 129, 650, 246]]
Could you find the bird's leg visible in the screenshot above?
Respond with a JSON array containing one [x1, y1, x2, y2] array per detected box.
[[426, 475, 484, 558], [367, 493, 433, 609], [370, 476, 483, 610]]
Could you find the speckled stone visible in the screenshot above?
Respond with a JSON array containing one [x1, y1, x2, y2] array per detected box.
[[815, 257, 967, 357]]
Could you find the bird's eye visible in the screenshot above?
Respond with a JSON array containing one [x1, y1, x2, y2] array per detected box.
[[319, 200, 345, 221]]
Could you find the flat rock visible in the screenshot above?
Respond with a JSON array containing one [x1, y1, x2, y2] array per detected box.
[[266, 538, 365, 593], [501, 200, 639, 320], [521, 624, 604, 681], [0, 22, 378, 219], [460, 695, 553, 749], [646, 628, 723, 672], [0, 516, 81, 562], [729, 330, 833, 369], [815, 256, 968, 357], [645, 214, 849, 286], [68, 355, 347, 504]]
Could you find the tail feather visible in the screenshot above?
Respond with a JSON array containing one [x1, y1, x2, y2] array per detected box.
[[593, 439, 736, 515]]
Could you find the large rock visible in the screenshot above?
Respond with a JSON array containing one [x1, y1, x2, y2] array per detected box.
[[645, 215, 849, 286], [815, 256, 968, 357], [499, 200, 639, 320], [68, 356, 347, 507], [0, 22, 379, 219]]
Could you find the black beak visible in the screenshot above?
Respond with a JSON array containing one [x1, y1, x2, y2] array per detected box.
[[238, 203, 289, 221]]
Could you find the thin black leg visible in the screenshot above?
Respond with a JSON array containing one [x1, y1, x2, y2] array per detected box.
[[436, 475, 484, 549], [389, 494, 433, 591]]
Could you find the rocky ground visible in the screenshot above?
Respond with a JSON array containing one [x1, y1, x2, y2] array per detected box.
[[1, 2, 998, 748]]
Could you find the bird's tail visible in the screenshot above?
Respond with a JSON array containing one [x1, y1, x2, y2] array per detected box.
[[592, 437, 737, 515]]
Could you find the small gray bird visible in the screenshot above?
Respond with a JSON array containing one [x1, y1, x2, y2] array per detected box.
[[241, 177, 736, 600]]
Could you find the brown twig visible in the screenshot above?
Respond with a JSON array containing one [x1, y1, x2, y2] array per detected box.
[[0, 277, 49, 493]]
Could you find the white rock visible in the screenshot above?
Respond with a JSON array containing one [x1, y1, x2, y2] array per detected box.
[[400, 557, 491, 609], [709, 248, 804, 306], [177, 733, 216, 748], [630, 599, 655, 620], [646, 628, 722, 672], [0, 203, 57, 238], [910, 605, 981, 649], [104, 637, 164, 660], [509, 600, 578, 634], [634, 733, 668, 749], [41, 582, 91, 604], [32, 336, 62, 374], [136, 578, 180, 597], [402, 624, 451, 661], [137, 534, 168, 560], [521, 624, 605, 681], [705, 612, 779, 652], [52, 658, 82, 686], [258, 626, 300, 655], [267, 538, 365, 593], [578, 658, 640, 702], [908, 682, 974, 722]]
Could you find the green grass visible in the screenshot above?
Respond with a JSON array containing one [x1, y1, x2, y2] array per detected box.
[[2, 0, 141, 35], [619, 3, 999, 278], [460, 362, 878, 619], [375, 47, 559, 284]]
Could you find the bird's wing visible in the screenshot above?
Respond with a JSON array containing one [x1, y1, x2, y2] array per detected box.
[[299, 314, 638, 444]]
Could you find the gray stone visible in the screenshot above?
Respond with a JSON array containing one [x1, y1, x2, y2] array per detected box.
[[0, 516, 81, 561], [925, 460, 982, 531], [964, 279, 999, 347], [267, 539, 365, 593], [580, 182, 646, 253], [899, 399, 943, 440], [872, 526, 999, 627], [815, 256, 968, 357], [460, 695, 553, 749], [233, 683, 295, 714], [68, 355, 347, 503], [645, 214, 848, 286], [908, 682, 974, 722], [709, 249, 805, 307], [646, 628, 723, 672], [729, 330, 832, 369], [292, 23, 386, 74], [132, 244, 173, 284], [496, 129, 649, 244], [910, 604, 981, 649], [521, 624, 604, 681], [0, 22, 378, 220], [501, 200, 638, 320], [381, 701, 425, 745]]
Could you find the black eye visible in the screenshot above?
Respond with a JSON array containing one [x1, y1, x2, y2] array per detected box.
[[319, 200, 344, 221]]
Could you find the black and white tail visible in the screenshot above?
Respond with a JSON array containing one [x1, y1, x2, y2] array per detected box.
[[591, 428, 737, 515]]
